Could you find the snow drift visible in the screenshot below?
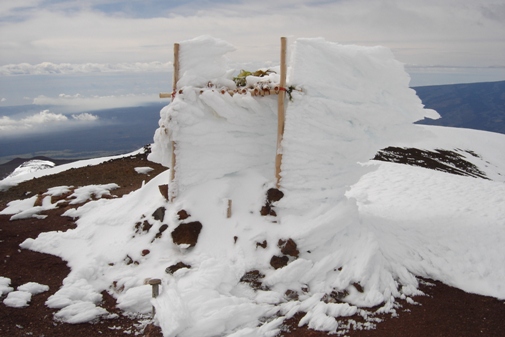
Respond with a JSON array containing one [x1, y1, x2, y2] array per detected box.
[[5, 36, 504, 337]]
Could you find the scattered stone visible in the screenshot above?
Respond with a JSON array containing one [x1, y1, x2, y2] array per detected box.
[[177, 209, 190, 220], [158, 184, 169, 200], [124, 255, 134, 265], [234, 236, 238, 244], [267, 188, 284, 203], [152, 207, 166, 222], [141, 249, 150, 256], [171, 221, 202, 247], [256, 240, 267, 249], [154, 224, 169, 240], [353, 282, 364, 293], [260, 188, 284, 217], [260, 205, 271, 216], [322, 289, 349, 303], [278, 238, 299, 257], [285, 289, 299, 301], [135, 220, 153, 234], [270, 255, 289, 269], [165, 262, 191, 274], [240, 270, 265, 290]]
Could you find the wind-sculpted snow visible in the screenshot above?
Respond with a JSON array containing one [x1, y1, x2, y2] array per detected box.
[[14, 36, 505, 336]]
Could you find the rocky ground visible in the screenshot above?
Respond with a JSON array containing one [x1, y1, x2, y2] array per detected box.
[[1, 151, 504, 336]]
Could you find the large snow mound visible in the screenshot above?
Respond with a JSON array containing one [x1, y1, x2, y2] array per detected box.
[[17, 36, 505, 337]]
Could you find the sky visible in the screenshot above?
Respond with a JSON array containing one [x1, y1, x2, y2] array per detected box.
[[0, 0, 505, 139]]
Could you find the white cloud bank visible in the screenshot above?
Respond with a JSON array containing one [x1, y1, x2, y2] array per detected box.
[[32, 93, 160, 111], [0, 110, 99, 135], [0, 61, 171, 76]]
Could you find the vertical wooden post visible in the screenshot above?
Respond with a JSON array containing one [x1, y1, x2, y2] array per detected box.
[[148, 278, 161, 316], [226, 199, 232, 218], [170, 43, 180, 202], [275, 37, 287, 189]]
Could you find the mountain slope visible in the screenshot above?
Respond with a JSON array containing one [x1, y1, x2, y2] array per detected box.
[[414, 80, 505, 134]]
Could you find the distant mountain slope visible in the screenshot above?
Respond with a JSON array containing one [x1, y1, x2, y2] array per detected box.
[[0, 157, 75, 180], [414, 80, 505, 134]]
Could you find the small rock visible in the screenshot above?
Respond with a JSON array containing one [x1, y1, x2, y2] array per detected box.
[[141, 249, 150, 256], [256, 240, 267, 249], [152, 207, 166, 222], [278, 238, 299, 257], [267, 188, 284, 203], [171, 221, 202, 247], [270, 255, 289, 269], [177, 209, 190, 220], [165, 262, 191, 274], [285, 289, 299, 301], [240, 270, 265, 290], [154, 224, 169, 239]]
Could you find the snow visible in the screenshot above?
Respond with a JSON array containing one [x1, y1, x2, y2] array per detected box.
[[134, 166, 154, 175], [0, 183, 119, 220], [17, 282, 50, 295], [3, 291, 32, 308], [0, 276, 13, 296], [3, 36, 504, 336], [7, 159, 55, 178]]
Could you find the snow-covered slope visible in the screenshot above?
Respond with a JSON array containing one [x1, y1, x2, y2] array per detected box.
[[2, 37, 504, 337]]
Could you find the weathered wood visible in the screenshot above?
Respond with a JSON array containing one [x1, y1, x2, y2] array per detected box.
[[159, 92, 172, 98], [227, 199, 232, 218], [173, 43, 180, 94], [275, 37, 287, 189], [170, 43, 180, 202]]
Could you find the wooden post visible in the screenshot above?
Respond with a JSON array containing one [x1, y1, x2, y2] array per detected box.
[[275, 37, 287, 189], [226, 199, 232, 218], [169, 43, 180, 202], [148, 278, 161, 316]]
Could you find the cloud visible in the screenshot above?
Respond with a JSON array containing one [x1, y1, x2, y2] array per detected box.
[[71, 112, 98, 121], [0, 61, 171, 76], [0, 0, 503, 70], [0, 109, 99, 136], [32, 93, 160, 111]]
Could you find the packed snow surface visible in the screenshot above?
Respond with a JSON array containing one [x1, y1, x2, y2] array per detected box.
[[7, 160, 55, 179], [3, 36, 504, 336]]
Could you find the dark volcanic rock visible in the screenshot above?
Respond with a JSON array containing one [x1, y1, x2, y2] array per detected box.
[[256, 240, 268, 249], [240, 270, 265, 290], [165, 262, 191, 274], [279, 238, 299, 258], [177, 209, 190, 220], [171, 221, 202, 247], [270, 255, 289, 269], [152, 207, 166, 222], [267, 188, 284, 203]]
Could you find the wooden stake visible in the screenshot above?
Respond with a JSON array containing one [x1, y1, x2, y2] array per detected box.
[[170, 43, 180, 202], [226, 199, 232, 218], [275, 37, 287, 189]]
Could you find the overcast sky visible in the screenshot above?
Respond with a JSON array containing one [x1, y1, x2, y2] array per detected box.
[[1, 0, 505, 109]]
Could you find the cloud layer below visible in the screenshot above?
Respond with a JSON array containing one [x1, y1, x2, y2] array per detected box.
[[0, 109, 99, 136]]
